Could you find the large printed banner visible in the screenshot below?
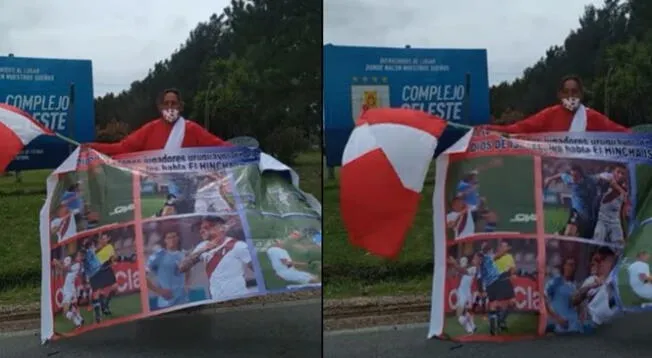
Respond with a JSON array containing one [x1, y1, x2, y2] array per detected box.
[[429, 131, 652, 341], [40, 146, 322, 342]]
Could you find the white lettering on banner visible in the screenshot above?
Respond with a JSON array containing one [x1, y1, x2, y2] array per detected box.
[[115, 268, 140, 292], [3, 94, 70, 131], [399, 85, 465, 121], [52, 265, 140, 310], [109, 203, 135, 216], [0, 67, 55, 81], [513, 285, 541, 310], [363, 58, 451, 72], [446, 280, 540, 311], [117, 149, 260, 173], [509, 213, 537, 223]]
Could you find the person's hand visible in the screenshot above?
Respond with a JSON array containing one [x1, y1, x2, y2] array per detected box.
[[543, 178, 551, 188], [447, 256, 457, 265], [204, 240, 220, 251], [592, 277, 604, 288]]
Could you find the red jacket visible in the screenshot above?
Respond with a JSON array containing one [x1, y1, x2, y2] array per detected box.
[[89, 118, 229, 156], [484, 105, 630, 133]]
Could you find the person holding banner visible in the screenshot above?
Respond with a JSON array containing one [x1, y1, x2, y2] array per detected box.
[[87, 88, 229, 155], [484, 75, 629, 133]]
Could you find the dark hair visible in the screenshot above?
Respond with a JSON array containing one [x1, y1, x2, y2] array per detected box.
[[202, 216, 226, 225], [100, 231, 113, 241], [569, 165, 585, 176], [597, 246, 615, 258], [558, 75, 584, 93], [163, 228, 180, 237], [158, 88, 182, 103], [166, 194, 176, 200]]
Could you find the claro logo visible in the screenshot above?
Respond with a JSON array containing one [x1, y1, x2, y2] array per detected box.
[[509, 213, 537, 223], [53, 265, 140, 309], [447, 283, 540, 311], [109, 203, 135, 216]]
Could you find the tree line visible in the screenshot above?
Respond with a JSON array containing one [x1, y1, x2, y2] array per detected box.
[[94, 0, 321, 163], [491, 0, 652, 127]]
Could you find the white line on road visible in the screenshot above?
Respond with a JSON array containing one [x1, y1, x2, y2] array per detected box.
[[324, 322, 429, 336]]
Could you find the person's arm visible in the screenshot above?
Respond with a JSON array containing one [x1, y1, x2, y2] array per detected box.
[[483, 109, 549, 134], [186, 121, 231, 147], [445, 213, 457, 229], [572, 277, 602, 305], [588, 110, 630, 132], [87, 122, 153, 155], [544, 280, 568, 325], [178, 243, 214, 273]]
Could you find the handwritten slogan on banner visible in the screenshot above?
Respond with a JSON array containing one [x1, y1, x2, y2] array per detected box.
[[40, 146, 321, 342], [429, 131, 652, 342]]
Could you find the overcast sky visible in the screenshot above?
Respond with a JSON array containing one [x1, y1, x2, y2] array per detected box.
[[0, 0, 230, 97], [324, 0, 604, 85]]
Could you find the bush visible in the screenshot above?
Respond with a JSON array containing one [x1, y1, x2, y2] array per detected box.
[[95, 119, 131, 142], [263, 126, 310, 165]]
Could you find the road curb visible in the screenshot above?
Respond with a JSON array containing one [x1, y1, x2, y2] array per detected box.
[[0, 293, 431, 325]]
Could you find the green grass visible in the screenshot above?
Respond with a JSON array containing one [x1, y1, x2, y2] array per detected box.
[[443, 312, 539, 338], [323, 160, 436, 298], [0, 150, 321, 305], [54, 293, 142, 334], [324, 275, 432, 299]]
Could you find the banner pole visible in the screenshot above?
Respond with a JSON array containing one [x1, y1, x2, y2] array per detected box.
[[54, 132, 80, 146]]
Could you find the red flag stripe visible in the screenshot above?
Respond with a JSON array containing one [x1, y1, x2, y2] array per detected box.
[[341, 148, 421, 259], [0, 121, 25, 171], [0, 103, 52, 144], [357, 108, 447, 138]]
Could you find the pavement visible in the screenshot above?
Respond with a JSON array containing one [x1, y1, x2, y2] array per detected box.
[[0, 299, 321, 358], [324, 312, 652, 358]]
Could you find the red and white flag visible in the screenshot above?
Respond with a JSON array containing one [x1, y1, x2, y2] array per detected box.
[[340, 108, 448, 259], [0, 103, 53, 172]]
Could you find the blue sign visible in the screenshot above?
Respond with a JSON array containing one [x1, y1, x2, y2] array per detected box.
[[0, 56, 95, 170], [323, 44, 490, 166]]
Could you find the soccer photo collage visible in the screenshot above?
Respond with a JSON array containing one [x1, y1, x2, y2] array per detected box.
[[47, 163, 321, 336], [439, 150, 650, 339]]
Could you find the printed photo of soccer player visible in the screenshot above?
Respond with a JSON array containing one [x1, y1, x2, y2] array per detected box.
[[248, 213, 322, 291], [49, 165, 135, 244], [260, 174, 321, 217], [541, 159, 631, 242], [49, 225, 143, 334], [139, 172, 240, 218], [443, 238, 539, 338], [616, 250, 652, 309], [543, 238, 620, 335], [446, 156, 537, 239], [142, 215, 259, 310]]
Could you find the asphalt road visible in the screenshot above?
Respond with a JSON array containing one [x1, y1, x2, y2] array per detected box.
[[0, 299, 320, 358], [324, 312, 652, 358]]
